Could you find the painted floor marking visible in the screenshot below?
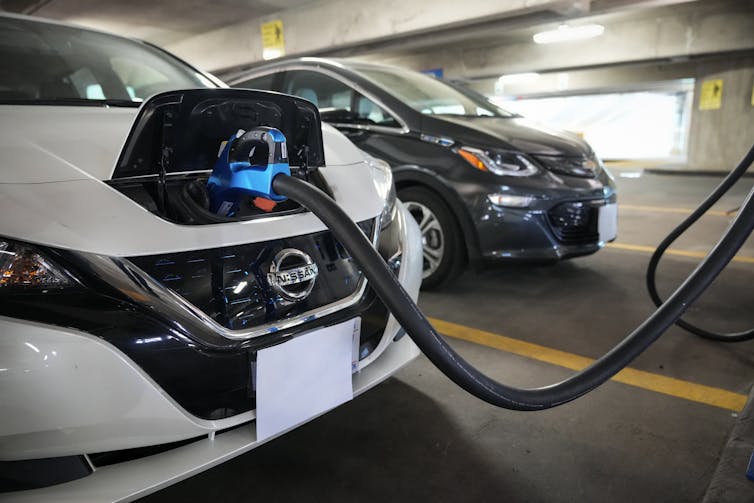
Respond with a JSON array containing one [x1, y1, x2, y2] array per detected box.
[[620, 204, 732, 217], [429, 317, 748, 412], [606, 242, 754, 264]]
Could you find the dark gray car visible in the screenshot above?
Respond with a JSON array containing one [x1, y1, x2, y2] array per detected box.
[[226, 58, 617, 288]]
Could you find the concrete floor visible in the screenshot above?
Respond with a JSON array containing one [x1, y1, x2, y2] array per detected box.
[[140, 169, 754, 502]]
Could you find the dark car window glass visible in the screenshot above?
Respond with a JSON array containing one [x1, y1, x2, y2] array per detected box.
[[0, 17, 214, 104], [235, 73, 276, 91], [354, 93, 400, 127], [284, 70, 353, 111], [357, 66, 514, 118], [283, 70, 400, 128]]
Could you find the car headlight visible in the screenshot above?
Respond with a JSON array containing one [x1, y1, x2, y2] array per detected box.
[[533, 155, 601, 178], [457, 147, 539, 177], [362, 152, 398, 230], [0, 238, 75, 289]]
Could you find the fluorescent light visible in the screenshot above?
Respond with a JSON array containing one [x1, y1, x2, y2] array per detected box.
[[533, 24, 604, 44], [498, 72, 541, 84]]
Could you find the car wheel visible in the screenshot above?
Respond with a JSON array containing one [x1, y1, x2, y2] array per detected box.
[[399, 186, 464, 289]]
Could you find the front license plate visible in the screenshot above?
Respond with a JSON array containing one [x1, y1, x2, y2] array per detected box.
[[255, 318, 357, 441], [598, 203, 618, 242]]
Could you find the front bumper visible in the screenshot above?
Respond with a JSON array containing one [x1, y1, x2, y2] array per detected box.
[[469, 180, 617, 263], [0, 202, 422, 501]]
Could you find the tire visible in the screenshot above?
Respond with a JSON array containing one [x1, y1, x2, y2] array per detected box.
[[398, 186, 465, 289]]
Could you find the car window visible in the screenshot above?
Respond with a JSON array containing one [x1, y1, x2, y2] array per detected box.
[[234, 73, 276, 91], [354, 93, 400, 128], [0, 17, 213, 105], [356, 66, 515, 118], [284, 70, 353, 111], [284, 70, 400, 128]]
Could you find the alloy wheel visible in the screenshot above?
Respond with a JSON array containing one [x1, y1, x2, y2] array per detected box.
[[405, 200, 445, 279]]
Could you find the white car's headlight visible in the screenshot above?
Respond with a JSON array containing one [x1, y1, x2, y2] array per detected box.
[[363, 152, 397, 230], [0, 239, 75, 289]]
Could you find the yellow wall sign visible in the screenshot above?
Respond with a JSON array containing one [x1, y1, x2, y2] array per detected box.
[[699, 79, 723, 110], [261, 20, 285, 60]]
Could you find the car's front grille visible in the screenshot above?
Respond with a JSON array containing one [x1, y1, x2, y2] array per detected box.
[[128, 220, 375, 332], [547, 201, 600, 245]]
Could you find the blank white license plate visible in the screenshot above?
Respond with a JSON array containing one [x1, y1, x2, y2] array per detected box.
[[255, 318, 358, 441], [598, 203, 618, 242]]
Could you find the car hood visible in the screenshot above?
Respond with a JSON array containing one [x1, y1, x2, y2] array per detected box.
[[422, 114, 591, 157], [0, 105, 382, 256], [0, 105, 367, 183]]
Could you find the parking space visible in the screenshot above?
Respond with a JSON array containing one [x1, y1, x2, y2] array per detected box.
[[140, 170, 754, 502]]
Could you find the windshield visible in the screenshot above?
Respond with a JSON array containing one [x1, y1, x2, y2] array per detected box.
[[356, 66, 515, 118], [0, 16, 215, 106]]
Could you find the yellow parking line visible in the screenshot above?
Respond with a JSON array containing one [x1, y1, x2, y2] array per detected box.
[[606, 242, 754, 264], [429, 317, 748, 412], [620, 204, 732, 217]]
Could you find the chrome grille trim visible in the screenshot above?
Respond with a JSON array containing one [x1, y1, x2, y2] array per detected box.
[[120, 217, 380, 341]]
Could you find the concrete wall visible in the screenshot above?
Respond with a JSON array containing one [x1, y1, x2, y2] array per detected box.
[[463, 56, 754, 170], [165, 0, 573, 72], [357, 0, 754, 79], [464, 62, 696, 97], [687, 57, 754, 171]]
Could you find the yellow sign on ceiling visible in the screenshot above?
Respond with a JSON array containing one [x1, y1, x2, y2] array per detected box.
[[261, 20, 285, 59], [699, 79, 723, 110]]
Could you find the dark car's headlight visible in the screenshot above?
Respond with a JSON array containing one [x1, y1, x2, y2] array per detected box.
[[457, 147, 539, 177], [534, 155, 601, 178], [0, 238, 77, 289]]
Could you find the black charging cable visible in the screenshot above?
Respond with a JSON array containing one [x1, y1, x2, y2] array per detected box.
[[645, 143, 754, 342], [272, 152, 754, 410]]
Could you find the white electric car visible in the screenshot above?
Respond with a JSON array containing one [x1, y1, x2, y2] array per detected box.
[[0, 14, 422, 501]]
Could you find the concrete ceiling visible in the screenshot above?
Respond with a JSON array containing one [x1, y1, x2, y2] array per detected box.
[[353, 0, 754, 81], [3, 0, 750, 77], [0, 0, 315, 45]]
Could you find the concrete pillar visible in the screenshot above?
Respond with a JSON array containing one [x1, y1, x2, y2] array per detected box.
[[687, 58, 754, 171]]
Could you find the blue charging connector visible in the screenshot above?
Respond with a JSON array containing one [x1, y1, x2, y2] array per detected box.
[[207, 126, 291, 216]]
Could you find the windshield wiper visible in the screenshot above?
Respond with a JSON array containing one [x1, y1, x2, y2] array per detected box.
[[0, 98, 141, 108]]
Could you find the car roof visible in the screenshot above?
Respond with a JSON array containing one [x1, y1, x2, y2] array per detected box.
[[223, 57, 407, 84]]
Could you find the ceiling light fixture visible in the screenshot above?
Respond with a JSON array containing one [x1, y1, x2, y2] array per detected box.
[[533, 24, 605, 44]]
